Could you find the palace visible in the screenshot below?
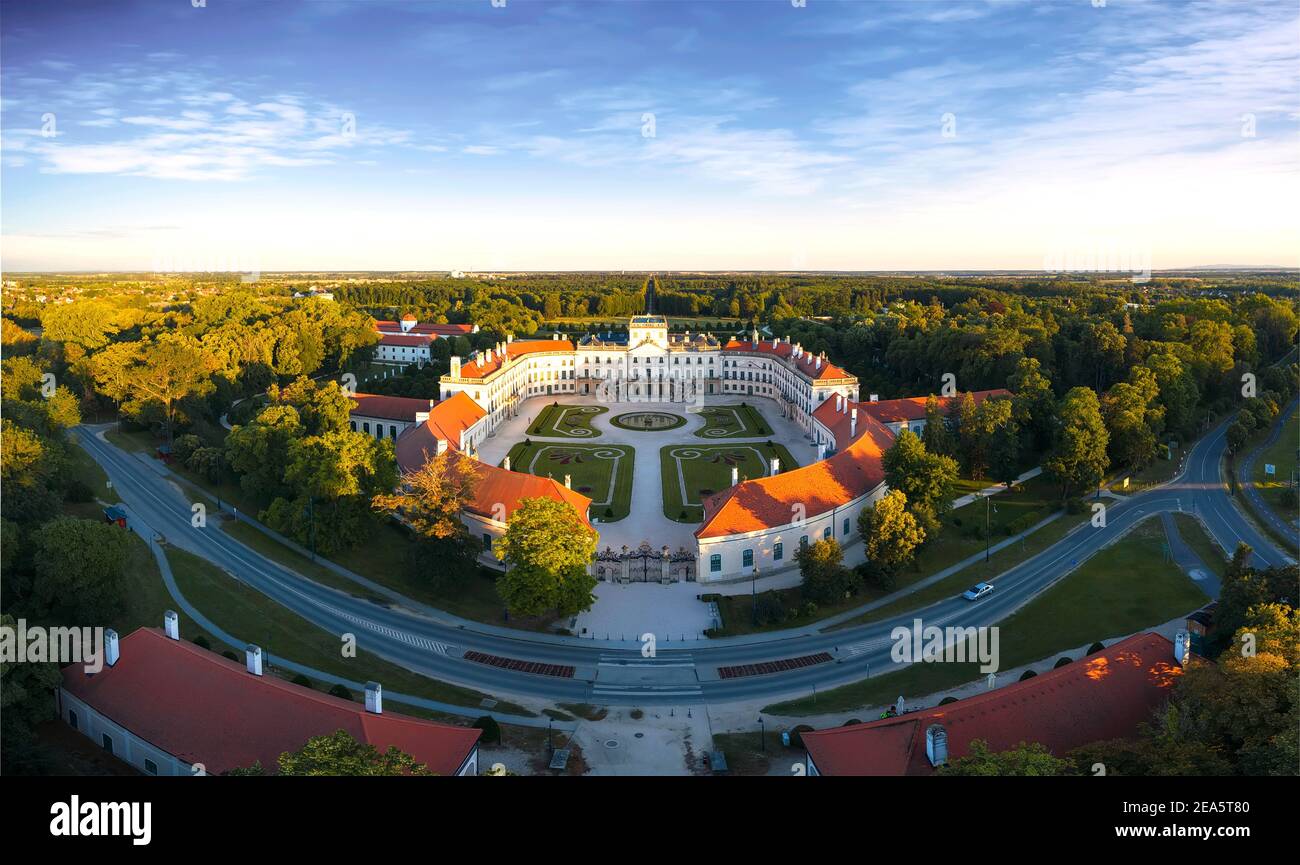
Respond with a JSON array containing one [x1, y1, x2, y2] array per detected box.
[[376, 315, 1008, 583]]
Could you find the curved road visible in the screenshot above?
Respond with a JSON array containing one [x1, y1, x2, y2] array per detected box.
[[1237, 398, 1299, 549], [78, 412, 1292, 708]]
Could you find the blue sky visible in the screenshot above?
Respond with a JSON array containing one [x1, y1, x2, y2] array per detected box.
[[2, 0, 1297, 271]]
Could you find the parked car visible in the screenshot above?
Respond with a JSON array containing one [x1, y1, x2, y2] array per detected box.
[[962, 582, 994, 601]]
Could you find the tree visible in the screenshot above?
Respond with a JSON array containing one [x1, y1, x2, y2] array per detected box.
[[372, 450, 480, 542], [797, 538, 858, 604], [94, 339, 216, 442], [1045, 387, 1109, 501], [1102, 368, 1163, 470], [373, 450, 484, 590], [937, 740, 1073, 776], [881, 429, 958, 535], [275, 730, 432, 776], [1007, 356, 1056, 454], [921, 394, 955, 456], [858, 489, 925, 575], [28, 517, 132, 622], [495, 497, 598, 617]]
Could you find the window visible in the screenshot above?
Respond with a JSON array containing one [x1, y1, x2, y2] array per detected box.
[[144, 758, 158, 775], [710, 554, 721, 573], [843, 518, 851, 537], [101, 734, 114, 755], [483, 533, 492, 549], [800, 535, 808, 548], [363, 422, 370, 434], [774, 542, 784, 561], [823, 527, 832, 540], [68, 709, 78, 730], [743, 549, 754, 568]]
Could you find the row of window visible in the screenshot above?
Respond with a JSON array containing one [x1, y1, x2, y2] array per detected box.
[[707, 518, 854, 572]]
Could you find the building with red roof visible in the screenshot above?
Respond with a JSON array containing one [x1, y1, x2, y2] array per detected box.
[[392, 389, 592, 565], [860, 388, 1012, 436], [59, 626, 481, 776], [348, 392, 435, 442], [802, 632, 1186, 775]]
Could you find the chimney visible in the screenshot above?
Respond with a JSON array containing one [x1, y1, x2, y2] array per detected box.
[[815, 357, 822, 370], [925, 724, 948, 766], [506, 333, 513, 343], [751, 328, 758, 348], [436, 438, 449, 455], [1174, 631, 1190, 665], [850, 408, 858, 437], [771, 338, 778, 349], [246, 644, 263, 676], [564, 474, 572, 489], [105, 629, 120, 667], [731, 466, 739, 486], [769, 456, 779, 476], [365, 681, 383, 714], [869, 393, 878, 402], [503, 456, 511, 472], [450, 356, 461, 378], [164, 610, 180, 640]]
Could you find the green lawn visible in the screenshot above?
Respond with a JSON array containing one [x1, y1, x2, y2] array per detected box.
[[1252, 408, 1299, 526], [693, 403, 771, 439], [504, 441, 634, 521], [526, 403, 606, 438], [765, 518, 1208, 716], [1172, 513, 1228, 578], [1120, 442, 1187, 492], [65, 435, 120, 504], [660, 442, 799, 522], [165, 546, 534, 716]]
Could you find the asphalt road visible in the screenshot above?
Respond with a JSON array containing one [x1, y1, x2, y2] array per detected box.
[[1236, 398, 1299, 550], [78, 411, 1293, 708]]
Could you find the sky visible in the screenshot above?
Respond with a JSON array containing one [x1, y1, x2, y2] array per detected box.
[[1, 0, 1297, 272]]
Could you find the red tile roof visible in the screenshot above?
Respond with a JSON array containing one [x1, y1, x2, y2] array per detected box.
[[469, 460, 593, 527], [394, 391, 487, 467], [378, 333, 433, 348], [860, 389, 1011, 425], [812, 395, 864, 451], [393, 392, 591, 526], [721, 339, 853, 381], [61, 628, 480, 776], [457, 339, 575, 380], [802, 632, 1185, 775], [349, 393, 434, 422], [695, 412, 894, 539], [375, 320, 475, 338]]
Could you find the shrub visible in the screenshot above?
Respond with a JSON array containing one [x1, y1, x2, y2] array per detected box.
[[328, 684, 354, 701], [1054, 656, 1072, 668], [291, 674, 314, 688], [63, 480, 94, 503], [221, 651, 239, 661], [939, 696, 959, 705], [172, 433, 202, 463], [604, 507, 613, 518], [1086, 641, 1106, 655], [473, 715, 502, 745], [192, 635, 211, 650], [1019, 669, 1037, 681]]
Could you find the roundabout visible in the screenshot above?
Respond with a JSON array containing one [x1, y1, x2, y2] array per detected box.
[[610, 410, 687, 431]]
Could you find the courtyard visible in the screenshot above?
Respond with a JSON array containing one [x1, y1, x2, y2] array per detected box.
[[476, 395, 820, 635]]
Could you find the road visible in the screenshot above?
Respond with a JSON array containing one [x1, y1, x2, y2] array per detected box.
[[1236, 398, 1299, 550], [77, 411, 1293, 708]]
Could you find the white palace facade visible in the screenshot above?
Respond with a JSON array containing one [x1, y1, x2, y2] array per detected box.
[[378, 315, 1007, 583]]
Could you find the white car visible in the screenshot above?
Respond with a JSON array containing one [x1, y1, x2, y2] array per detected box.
[[962, 582, 994, 601]]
